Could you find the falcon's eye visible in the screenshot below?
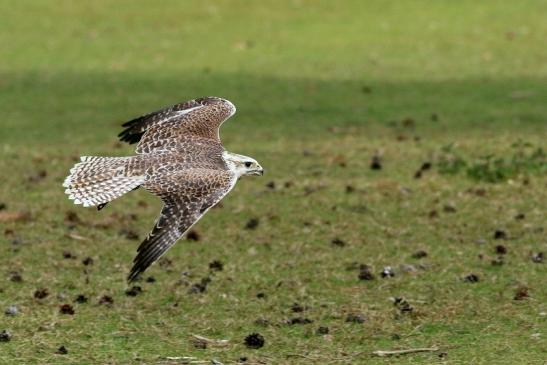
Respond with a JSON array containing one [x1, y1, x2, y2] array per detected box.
[[244, 161, 253, 168]]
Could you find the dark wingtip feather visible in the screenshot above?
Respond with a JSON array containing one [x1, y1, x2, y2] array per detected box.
[[127, 248, 157, 283], [127, 267, 142, 283], [127, 231, 168, 283], [118, 122, 145, 144], [121, 117, 141, 128]]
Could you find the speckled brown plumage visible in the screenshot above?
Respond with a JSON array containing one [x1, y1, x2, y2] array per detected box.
[[63, 97, 262, 282], [119, 96, 235, 152]]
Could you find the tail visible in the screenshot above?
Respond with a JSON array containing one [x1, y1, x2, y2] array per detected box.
[[63, 156, 145, 207]]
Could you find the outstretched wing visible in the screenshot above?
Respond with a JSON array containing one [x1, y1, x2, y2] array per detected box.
[[127, 169, 236, 282], [118, 96, 236, 154]]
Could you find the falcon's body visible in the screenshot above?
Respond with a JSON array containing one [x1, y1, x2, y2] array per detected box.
[[63, 97, 263, 282]]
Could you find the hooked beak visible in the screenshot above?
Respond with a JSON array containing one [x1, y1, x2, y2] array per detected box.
[[253, 166, 264, 176]]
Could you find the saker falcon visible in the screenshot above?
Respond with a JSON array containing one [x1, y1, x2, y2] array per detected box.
[[63, 97, 263, 282]]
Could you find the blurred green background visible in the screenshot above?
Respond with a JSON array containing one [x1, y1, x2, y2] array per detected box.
[[0, 1, 546, 364], [2, 0, 546, 144]]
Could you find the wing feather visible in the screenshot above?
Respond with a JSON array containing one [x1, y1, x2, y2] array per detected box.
[[117, 96, 236, 153], [118, 99, 204, 144], [127, 169, 236, 282]]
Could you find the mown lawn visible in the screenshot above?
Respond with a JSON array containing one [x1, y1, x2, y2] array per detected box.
[[0, 1, 546, 364]]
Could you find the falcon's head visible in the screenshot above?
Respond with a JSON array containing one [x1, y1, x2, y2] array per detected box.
[[223, 152, 264, 177]]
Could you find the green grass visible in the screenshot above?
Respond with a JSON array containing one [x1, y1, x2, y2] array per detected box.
[[1, 1, 546, 364]]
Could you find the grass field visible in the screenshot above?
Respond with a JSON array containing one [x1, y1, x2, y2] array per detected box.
[[1, 1, 546, 364]]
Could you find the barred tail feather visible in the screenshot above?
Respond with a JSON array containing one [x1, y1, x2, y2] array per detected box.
[[63, 156, 145, 207]]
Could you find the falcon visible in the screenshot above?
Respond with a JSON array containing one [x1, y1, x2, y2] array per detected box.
[[63, 97, 263, 282]]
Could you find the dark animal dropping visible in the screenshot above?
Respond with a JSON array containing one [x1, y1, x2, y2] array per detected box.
[[287, 317, 313, 325], [514, 213, 525, 220], [62, 251, 75, 259], [514, 287, 529, 300], [393, 297, 414, 313], [428, 210, 438, 218], [244, 333, 265, 349], [420, 162, 432, 170], [290, 303, 306, 313], [9, 272, 23, 283], [245, 218, 259, 230], [0, 330, 11, 342], [495, 245, 507, 255], [464, 274, 479, 283], [59, 304, 75, 315], [64, 211, 80, 224], [494, 230, 507, 240], [358, 265, 375, 280], [188, 277, 211, 294], [75, 294, 88, 303], [99, 295, 114, 305], [331, 237, 346, 247], [370, 155, 382, 170], [34, 288, 49, 299], [209, 260, 223, 272], [411, 250, 428, 259], [316, 326, 329, 335], [125, 286, 142, 297], [186, 230, 201, 241]]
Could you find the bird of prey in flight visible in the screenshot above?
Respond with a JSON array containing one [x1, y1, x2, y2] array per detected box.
[[63, 97, 263, 282]]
